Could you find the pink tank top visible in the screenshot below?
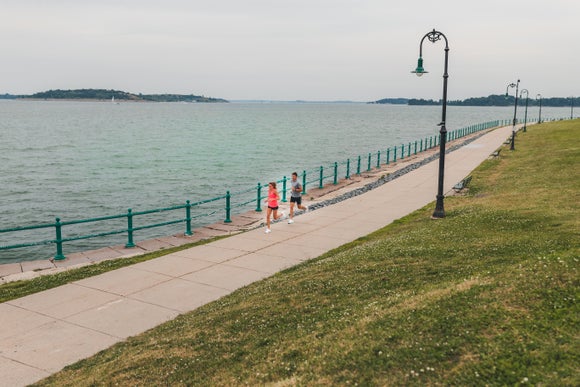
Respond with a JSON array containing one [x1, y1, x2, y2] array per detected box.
[[268, 191, 278, 207]]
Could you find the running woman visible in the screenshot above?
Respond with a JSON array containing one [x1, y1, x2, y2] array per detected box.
[[265, 182, 284, 233]]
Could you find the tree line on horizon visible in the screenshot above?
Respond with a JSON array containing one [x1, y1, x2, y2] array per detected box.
[[373, 95, 580, 107], [0, 89, 228, 103]]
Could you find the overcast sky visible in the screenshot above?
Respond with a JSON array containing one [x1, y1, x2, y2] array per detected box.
[[1, 0, 578, 101]]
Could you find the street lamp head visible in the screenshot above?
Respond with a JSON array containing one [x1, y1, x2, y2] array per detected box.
[[505, 83, 516, 96], [411, 57, 428, 77]]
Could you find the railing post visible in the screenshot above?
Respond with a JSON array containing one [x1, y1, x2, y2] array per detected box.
[[54, 217, 65, 260], [346, 159, 350, 179], [393, 146, 397, 162], [356, 155, 361, 175], [401, 144, 405, 159], [420, 138, 423, 152], [333, 162, 338, 184], [376, 150, 381, 168], [225, 191, 232, 223], [319, 166, 324, 189], [414, 140, 418, 155], [302, 170, 307, 194], [185, 200, 193, 236], [407, 142, 411, 157], [367, 153, 371, 171], [126, 209, 135, 248], [255, 183, 262, 212], [281, 176, 288, 202], [386, 148, 390, 165]]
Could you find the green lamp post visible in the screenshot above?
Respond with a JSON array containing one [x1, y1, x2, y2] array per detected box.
[[505, 80, 520, 150], [520, 89, 529, 132], [536, 94, 542, 123], [412, 29, 449, 219]]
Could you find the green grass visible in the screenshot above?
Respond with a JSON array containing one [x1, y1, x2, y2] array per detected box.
[[0, 237, 228, 303], [33, 121, 580, 386]]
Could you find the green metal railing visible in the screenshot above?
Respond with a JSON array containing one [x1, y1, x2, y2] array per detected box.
[[1, 118, 545, 261]]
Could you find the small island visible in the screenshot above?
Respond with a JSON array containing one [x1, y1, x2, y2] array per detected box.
[[3, 88, 228, 103], [371, 95, 579, 107]]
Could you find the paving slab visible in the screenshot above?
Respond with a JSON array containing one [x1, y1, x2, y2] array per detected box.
[[74, 266, 173, 296], [0, 262, 22, 278], [237, 227, 303, 243], [294, 212, 348, 227], [0, 356, 50, 387], [6, 283, 120, 319], [52, 253, 90, 268], [83, 246, 129, 262], [156, 235, 197, 247], [181, 264, 270, 291], [136, 238, 176, 251], [0, 304, 55, 342], [0, 319, 119, 373], [20, 259, 54, 273], [64, 297, 179, 339], [281, 221, 322, 233], [309, 220, 383, 241], [131, 254, 216, 277], [109, 244, 148, 256], [128, 278, 230, 313], [191, 226, 234, 238], [208, 234, 277, 252], [224, 252, 303, 274], [257, 242, 328, 262], [282, 233, 354, 251], [171, 244, 248, 263]]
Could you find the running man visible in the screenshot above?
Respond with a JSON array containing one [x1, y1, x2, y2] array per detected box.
[[288, 172, 307, 224]]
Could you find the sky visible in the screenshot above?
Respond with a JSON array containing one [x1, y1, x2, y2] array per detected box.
[[1, 0, 578, 101]]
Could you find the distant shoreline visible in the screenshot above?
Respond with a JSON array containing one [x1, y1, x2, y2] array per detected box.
[[2, 97, 228, 104], [1, 88, 228, 103]]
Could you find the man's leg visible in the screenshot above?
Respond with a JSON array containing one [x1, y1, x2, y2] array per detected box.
[[297, 197, 306, 211]]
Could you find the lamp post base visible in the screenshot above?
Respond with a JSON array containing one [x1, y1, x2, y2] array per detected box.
[[432, 195, 445, 218], [510, 131, 515, 150]]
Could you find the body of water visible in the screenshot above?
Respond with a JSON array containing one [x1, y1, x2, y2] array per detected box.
[[0, 100, 570, 262]]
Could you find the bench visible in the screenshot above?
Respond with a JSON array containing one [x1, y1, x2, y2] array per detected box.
[[453, 175, 472, 192], [492, 149, 502, 157]]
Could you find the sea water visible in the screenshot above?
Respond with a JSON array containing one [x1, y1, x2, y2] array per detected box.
[[0, 100, 569, 262]]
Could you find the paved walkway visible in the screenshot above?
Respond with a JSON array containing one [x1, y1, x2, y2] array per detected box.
[[0, 125, 515, 386]]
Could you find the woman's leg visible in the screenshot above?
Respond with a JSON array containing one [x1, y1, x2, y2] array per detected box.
[[266, 207, 272, 228]]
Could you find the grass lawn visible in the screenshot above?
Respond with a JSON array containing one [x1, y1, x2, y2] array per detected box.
[[33, 120, 579, 386]]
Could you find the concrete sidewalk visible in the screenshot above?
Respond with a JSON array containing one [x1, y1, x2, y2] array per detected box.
[[0, 125, 514, 387]]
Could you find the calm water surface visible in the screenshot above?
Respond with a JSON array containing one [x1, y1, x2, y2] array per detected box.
[[0, 101, 569, 262]]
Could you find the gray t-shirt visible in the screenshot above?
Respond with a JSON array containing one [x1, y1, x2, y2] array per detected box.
[[290, 179, 302, 198]]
